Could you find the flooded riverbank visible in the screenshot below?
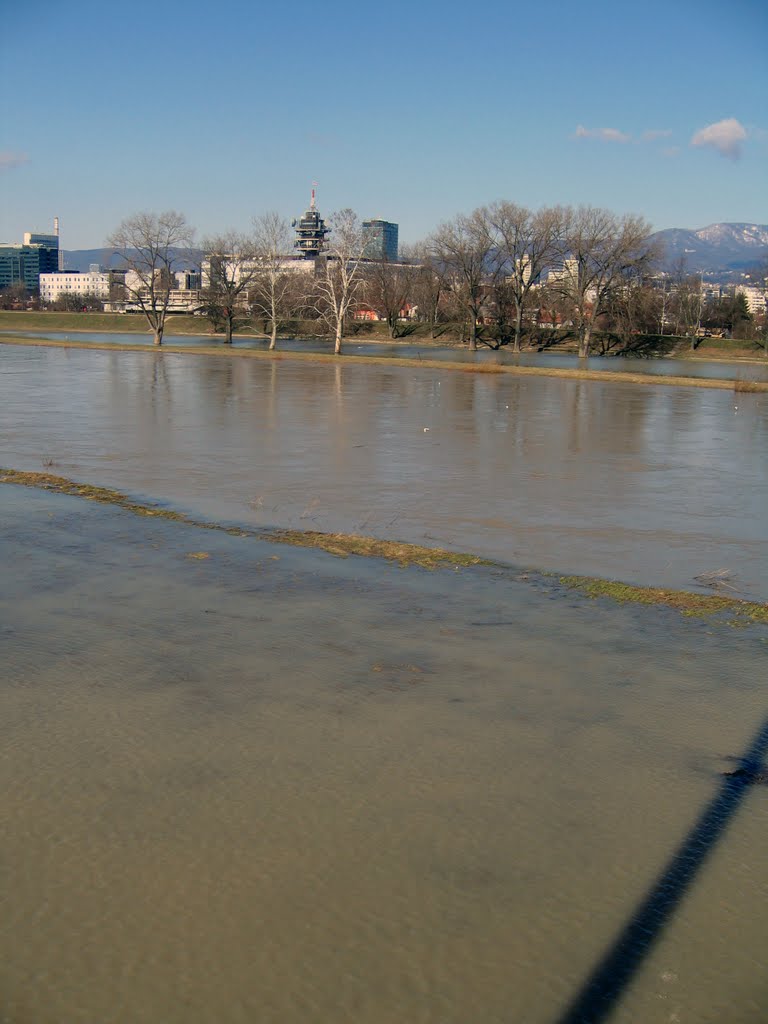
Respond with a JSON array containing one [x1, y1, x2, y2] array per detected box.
[[3, 329, 768, 382], [2, 485, 767, 1023], [1, 344, 767, 598]]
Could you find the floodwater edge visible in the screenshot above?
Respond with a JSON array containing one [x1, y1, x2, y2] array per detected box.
[[3, 468, 767, 626], [2, 335, 768, 390]]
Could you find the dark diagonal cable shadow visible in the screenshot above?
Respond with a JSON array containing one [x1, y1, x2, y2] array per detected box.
[[555, 715, 768, 1024]]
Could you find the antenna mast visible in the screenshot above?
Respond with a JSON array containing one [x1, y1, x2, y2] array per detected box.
[[54, 217, 64, 271]]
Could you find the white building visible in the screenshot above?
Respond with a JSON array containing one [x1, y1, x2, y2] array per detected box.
[[736, 285, 767, 317], [39, 270, 113, 303], [545, 258, 578, 286]]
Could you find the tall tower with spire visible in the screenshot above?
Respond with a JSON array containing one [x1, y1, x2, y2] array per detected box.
[[292, 184, 329, 259]]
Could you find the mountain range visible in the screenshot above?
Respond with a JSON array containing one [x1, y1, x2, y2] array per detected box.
[[61, 248, 202, 273], [61, 224, 768, 279], [648, 223, 768, 276]]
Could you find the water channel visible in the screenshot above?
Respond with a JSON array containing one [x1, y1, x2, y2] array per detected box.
[[1, 343, 767, 598], [4, 327, 768, 382]]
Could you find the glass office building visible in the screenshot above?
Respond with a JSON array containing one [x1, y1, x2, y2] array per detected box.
[[362, 220, 398, 262], [0, 237, 60, 293]]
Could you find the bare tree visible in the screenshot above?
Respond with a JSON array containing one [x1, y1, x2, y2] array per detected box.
[[107, 211, 195, 346], [669, 259, 704, 348], [410, 244, 448, 338], [606, 279, 663, 351], [201, 231, 259, 343], [551, 206, 659, 357], [0, 282, 30, 310], [362, 256, 416, 339], [313, 209, 366, 354], [250, 212, 296, 351], [429, 209, 492, 351], [485, 202, 566, 352]]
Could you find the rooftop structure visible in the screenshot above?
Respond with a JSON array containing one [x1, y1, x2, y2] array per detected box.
[[292, 186, 329, 260]]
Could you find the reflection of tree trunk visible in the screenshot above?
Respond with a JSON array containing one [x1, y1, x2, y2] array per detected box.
[[578, 322, 591, 358], [513, 307, 523, 353]]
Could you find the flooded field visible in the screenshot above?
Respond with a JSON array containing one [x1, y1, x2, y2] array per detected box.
[[1, 485, 767, 1023], [1, 344, 767, 598], [4, 328, 768, 381]]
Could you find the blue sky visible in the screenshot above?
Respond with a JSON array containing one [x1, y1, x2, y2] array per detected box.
[[2, 0, 766, 249]]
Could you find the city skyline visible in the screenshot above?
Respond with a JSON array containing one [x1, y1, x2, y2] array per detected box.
[[1, 0, 766, 250]]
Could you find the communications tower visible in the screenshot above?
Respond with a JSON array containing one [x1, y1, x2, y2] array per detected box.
[[292, 185, 329, 260]]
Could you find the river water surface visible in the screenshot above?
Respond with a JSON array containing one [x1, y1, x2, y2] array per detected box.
[[1, 344, 767, 597], [1, 486, 767, 1023], [4, 328, 768, 382]]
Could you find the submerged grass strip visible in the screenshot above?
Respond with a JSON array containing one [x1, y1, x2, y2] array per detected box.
[[2, 334, 767, 391], [560, 575, 768, 624], [270, 529, 485, 568], [3, 467, 767, 622], [0, 469, 485, 570]]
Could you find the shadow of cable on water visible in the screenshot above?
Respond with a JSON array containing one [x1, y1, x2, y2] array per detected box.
[[555, 715, 768, 1024]]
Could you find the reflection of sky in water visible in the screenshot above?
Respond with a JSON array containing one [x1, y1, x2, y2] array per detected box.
[[2, 345, 767, 597], [2, 486, 767, 1024]]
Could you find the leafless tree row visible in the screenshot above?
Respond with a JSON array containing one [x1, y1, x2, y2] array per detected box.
[[427, 203, 659, 356], [113, 204, 766, 356]]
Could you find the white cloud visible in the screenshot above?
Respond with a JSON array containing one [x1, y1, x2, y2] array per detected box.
[[0, 151, 29, 170], [690, 118, 747, 160], [574, 124, 631, 143]]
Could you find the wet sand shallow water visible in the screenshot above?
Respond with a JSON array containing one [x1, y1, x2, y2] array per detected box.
[[1, 486, 767, 1023]]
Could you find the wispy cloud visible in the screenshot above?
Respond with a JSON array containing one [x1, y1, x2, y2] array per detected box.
[[641, 129, 673, 142], [690, 118, 747, 160], [573, 124, 631, 143], [0, 150, 29, 171]]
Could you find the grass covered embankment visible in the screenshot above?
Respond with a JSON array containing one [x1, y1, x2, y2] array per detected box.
[[2, 468, 767, 625], [2, 311, 766, 361]]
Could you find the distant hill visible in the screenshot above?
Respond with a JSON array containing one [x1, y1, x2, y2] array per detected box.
[[649, 223, 768, 276], [62, 247, 202, 273]]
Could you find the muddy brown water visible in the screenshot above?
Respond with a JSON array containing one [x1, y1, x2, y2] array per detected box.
[[1, 344, 767, 598], [1, 486, 767, 1023], [5, 328, 768, 382]]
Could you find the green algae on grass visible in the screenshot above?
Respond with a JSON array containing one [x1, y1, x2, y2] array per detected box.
[[0, 468, 486, 571], [0, 469, 189, 521], [271, 528, 488, 569], [560, 575, 768, 624]]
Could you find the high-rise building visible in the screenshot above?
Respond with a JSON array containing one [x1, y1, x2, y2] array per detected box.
[[292, 187, 329, 259], [362, 219, 398, 262], [0, 229, 60, 293]]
